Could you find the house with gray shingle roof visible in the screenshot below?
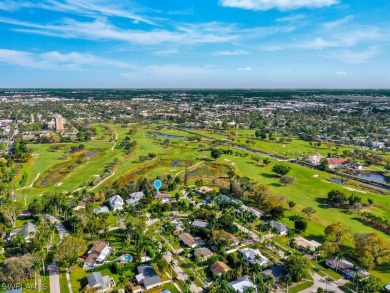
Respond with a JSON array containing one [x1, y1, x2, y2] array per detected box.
[[191, 219, 209, 228], [86, 272, 113, 292], [125, 191, 145, 206], [135, 265, 162, 291], [269, 220, 288, 235], [108, 195, 124, 211], [8, 222, 38, 242]]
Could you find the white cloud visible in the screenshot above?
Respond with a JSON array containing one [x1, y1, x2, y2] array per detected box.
[[0, 0, 34, 11], [213, 50, 249, 56], [324, 15, 354, 28], [153, 49, 180, 56], [0, 49, 51, 69], [0, 48, 126, 69], [328, 47, 379, 64], [335, 71, 347, 75], [276, 14, 306, 22], [260, 25, 385, 51], [0, 18, 239, 45], [238, 67, 252, 71], [220, 0, 338, 11], [0, 0, 155, 25]]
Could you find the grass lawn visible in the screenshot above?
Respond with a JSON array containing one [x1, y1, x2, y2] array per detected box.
[[289, 280, 314, 293], [59, 272, 69, 293], [161, 283, 180, 293], [69, 265, 88, 292]]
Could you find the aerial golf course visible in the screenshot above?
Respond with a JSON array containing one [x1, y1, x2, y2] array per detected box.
[[13, 123, 390, 282]]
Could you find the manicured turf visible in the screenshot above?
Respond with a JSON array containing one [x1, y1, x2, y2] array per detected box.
[[289, 280, 314, 293], [13, 123, 390, 282]]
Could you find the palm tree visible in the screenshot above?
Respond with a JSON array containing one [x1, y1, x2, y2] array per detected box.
[[287, 229, 296, 246], [354, 274, 361, 292], [185, 278, 193, 293], [334, 251, 344, 272], [252, 263, 262, 282], [265, 275, 275, 293], [314, 246, 322, 263], [351, 264, 360, 286], [290, 238, 296, 252], [285, 274, 292, 293]]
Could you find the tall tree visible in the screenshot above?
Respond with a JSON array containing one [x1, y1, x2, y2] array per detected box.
[[284, 254, 312, 282], [302, 207, 316, 221], [55, 236, 87, 268], [324, 222, 347, 244], [354, 233, 390, 269]]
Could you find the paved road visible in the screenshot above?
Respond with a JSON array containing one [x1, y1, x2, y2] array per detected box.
[[234, 222, 262, 242], [300, 273, 343, 293], [44, 215, 70, 293], [44, 214, 70, 241], [163, 252, 203, 293], [48, 262, 60, 293]]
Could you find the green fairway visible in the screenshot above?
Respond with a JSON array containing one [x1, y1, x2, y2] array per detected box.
[[12, 124, 390, 281]]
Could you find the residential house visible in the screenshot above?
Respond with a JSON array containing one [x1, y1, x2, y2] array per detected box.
[[154, 192, 172, 203], [93, 206, 110, 215], [326, 258, 369, 279], [84, 241, 111, 268], [178, 233, 197, 248], [327, 158, 349, 169], [191, 220, 209, 229], [210, 261, 231, 277], [293, 236, 321, 253], [371, 141, 385, 149], [125, 191, 145, 206], [108, 195, 124, 211], [225, 231, 240, 247], [242, 206, 264, 219], [269, 221, 288, 235], [8, 222, 38, 242], [196, 186, 214, 195], [307, 153, 322, 165], [194, 247, 213, 260], [261, 265, 288, 281], [171, 219, 184, 234], [228, 277, 257, 293], [69, 201, 86, 211], [239, 248, 268, 267], [86, 272, 113, 293], [135, 265, 162, 291]]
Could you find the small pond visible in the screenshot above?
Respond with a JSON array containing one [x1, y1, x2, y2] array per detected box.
[[152, 132, 183, 139], [329, 177, 345, 184], [357, 172, 390, 184]]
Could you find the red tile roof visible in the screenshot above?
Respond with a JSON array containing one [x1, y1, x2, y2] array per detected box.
[[327, 158, 348, 165]]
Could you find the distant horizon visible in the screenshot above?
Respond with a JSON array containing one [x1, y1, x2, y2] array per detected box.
[[1, 88, 390, 91], [0, 1, 389, 88]]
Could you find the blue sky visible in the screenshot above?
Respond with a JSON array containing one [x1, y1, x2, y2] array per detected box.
[[0, 0, 389, 88]]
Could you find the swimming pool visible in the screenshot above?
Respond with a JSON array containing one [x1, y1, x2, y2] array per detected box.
[[123, 254, 132, 263]]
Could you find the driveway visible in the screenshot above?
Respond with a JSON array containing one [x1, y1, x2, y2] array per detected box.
[[301, 273, 343, 293]]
